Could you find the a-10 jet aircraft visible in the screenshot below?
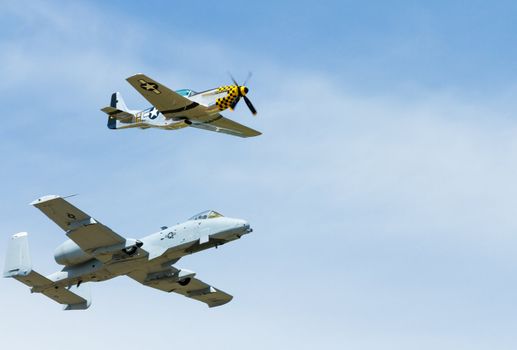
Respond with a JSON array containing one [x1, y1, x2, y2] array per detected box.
[[101, 73, 261, 138], [3, 195, 252, 310]]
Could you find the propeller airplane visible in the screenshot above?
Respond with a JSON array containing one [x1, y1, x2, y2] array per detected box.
[[101, 73, 261, 138]]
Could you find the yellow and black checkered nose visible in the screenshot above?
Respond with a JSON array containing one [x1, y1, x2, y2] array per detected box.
[[214, 82, 256, 115], [215, 85, 241, 111]]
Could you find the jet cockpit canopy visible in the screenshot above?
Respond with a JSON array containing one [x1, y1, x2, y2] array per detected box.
[[189, 210, 223, 221]]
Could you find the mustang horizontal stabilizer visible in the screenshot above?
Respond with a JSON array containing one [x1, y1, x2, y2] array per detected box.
[[101, 106, 134, 122]]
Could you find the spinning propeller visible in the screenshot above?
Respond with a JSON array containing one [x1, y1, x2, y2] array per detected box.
[[228, 72, 257, 116]]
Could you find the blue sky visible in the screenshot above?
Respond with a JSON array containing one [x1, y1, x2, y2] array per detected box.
[[1, 1, 517, 349]]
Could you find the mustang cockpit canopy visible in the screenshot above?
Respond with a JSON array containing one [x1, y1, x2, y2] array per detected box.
[[175, 89, 197, 97], [189, 210, 224, 221]]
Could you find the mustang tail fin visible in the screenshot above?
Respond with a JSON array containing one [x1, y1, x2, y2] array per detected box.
[[111, 91, 128, 111], [101, 92, 135, 129], [3, 232, 91, 310]]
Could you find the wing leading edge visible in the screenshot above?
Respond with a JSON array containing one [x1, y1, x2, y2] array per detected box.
[[128, 266, 233, 308]]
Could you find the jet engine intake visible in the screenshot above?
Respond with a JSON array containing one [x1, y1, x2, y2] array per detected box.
[[122, 240, 143, 256], [178, 277, 191, 286]]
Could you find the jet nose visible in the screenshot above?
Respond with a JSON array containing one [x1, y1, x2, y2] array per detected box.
[[236, 219, 253, 234]]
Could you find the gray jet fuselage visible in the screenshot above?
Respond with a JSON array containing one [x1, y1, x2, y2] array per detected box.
[[5, 196, 251, 309], [48, 215, 251, 289]]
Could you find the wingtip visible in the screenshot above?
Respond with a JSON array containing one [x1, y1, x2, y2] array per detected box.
[[12, 231, 28, 239], [126, 73, 145, 81], [208, 296, 233, 308], [29, 194, 61, 206]]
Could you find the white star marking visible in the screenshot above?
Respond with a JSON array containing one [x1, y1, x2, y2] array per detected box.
[[142, 83, 156, 91]]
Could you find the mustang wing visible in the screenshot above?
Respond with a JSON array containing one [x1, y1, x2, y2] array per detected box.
[[128, 267, 233, 308], [190, 113, 262, 138], [31, 195, 126, 253], [126, 73, 202, 118]]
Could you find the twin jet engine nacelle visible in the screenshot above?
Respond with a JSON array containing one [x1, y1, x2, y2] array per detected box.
[[54, 239, 143, 266], [54, 240, 90, 266]]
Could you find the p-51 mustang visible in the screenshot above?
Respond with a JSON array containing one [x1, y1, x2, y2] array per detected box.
[[101, 73, 261, 138], [3, 195, 252, 310]]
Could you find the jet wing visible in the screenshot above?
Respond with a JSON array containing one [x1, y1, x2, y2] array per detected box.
[[128, 267, 233, 308], [190, 113, 262, 138], [31, 195, 126, 254], [126, 73, 202, 118]]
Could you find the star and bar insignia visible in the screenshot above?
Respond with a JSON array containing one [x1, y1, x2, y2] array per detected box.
[[138, 79, 161, 94]]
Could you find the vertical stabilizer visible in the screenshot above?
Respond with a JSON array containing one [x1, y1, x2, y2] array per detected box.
[[101, 92, 135, 130], [3, 232, 32, 278], [111, 92, 128, 111]]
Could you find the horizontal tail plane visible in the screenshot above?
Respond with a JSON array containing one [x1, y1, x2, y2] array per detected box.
[[3, 232, 91, 310]]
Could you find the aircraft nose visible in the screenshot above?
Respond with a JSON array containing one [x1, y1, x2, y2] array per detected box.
[[236, 219, 253, 233]]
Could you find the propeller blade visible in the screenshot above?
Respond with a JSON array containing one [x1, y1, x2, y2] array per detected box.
[[230, 96, 240, 110], [243, 96, 257, 115], [243, 71, 253, 86], [228, 72, 239, 87]]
